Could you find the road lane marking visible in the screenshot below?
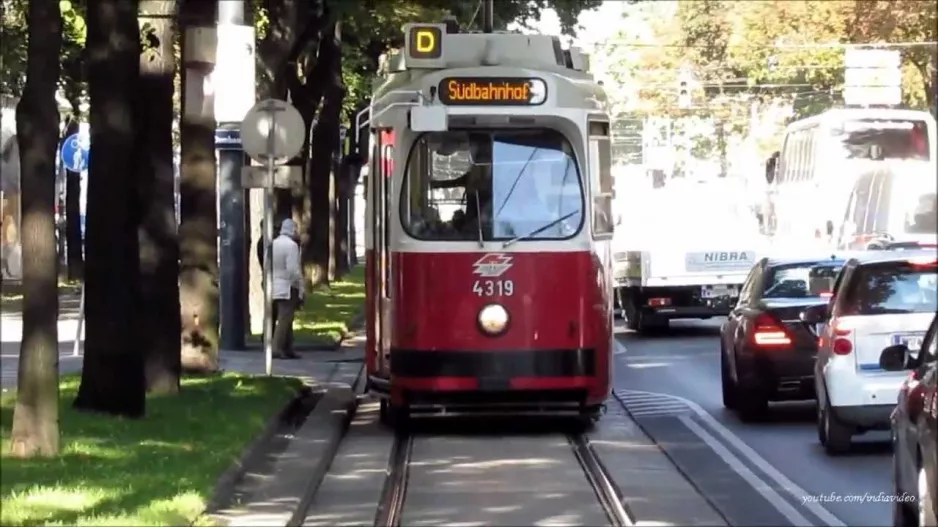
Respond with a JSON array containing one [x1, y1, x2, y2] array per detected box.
[[678, 415, 812, 526], [616, 391, 694, 418], [613, 339, 845, 526]]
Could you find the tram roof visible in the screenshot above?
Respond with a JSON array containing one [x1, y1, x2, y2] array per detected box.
[[372, 26, 607, 112]]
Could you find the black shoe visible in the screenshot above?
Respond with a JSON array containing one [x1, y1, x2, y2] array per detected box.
[[284, 352, 301, 360]]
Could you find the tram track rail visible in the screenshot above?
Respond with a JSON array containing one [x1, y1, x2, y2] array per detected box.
[[374, 429, 634, 527], [375, 433, 413, 527], [569, 433, 635, 527]]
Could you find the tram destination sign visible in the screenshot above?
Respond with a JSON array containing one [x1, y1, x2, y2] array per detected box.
[[438, 77, 547, 106]]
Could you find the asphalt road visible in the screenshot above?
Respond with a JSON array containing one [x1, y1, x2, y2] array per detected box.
[[614, 317, 895, 527]]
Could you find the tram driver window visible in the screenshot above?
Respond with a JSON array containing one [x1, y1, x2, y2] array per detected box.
[[401, 129, 584, 242]]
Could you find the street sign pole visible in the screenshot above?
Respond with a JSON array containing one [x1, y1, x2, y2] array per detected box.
[[262, 105, 281, 377]]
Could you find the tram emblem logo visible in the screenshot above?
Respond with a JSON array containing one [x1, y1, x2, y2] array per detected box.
[[472, 253, 514, 277]]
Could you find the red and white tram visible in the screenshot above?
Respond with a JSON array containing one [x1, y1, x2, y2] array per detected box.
[[356, 21, 615, 428]]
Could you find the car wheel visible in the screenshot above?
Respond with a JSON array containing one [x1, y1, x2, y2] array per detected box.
[[735, 388, 767, 422], [820, 404, 852, 455], [721, 351, 737, 410], [920, 462, 937, 527]]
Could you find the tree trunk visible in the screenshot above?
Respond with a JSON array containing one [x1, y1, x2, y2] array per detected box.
[[73, 0, 146, 419], [178, 0, 219, 373], [63, 119, 83, 281], [9, 0, 63, 458], [304, 18, 343, 286], [138, 0, 181, 394]]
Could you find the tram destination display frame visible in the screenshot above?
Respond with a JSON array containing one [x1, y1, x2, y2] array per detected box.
[[437, 77, 547, 106]]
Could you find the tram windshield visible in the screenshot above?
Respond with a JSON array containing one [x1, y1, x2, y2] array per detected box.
[[401, 129, 583, 241]]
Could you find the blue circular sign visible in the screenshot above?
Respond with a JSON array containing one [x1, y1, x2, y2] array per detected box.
[[60, 133, 90, 173]]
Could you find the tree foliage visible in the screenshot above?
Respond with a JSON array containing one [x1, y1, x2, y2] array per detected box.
[[599, 0, 937, 162]]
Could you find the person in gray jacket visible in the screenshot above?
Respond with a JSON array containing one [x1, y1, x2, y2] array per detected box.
[[271, 218, 305, 359]]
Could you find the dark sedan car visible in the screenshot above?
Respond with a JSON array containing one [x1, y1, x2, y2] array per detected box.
[[720, 255, 846, 421], [880, 313, 937, 527]]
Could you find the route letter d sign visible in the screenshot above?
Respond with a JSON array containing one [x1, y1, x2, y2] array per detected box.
[[407, 25, 442, 59]]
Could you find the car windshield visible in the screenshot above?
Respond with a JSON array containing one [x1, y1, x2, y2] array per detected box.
[[847, 261, 938, 315], [763, 262, 842, 299], [400, 129, 583, 241]]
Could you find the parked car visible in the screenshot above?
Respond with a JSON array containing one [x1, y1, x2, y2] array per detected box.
[[801, 250, 937, 454], [720, 255, 847, 421], [880, 313, 937, 527]]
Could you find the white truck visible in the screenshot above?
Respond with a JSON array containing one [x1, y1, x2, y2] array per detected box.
[[613, 177, 765, 333]]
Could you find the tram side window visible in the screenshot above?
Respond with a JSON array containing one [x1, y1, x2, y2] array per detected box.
[[401, 129, 584, 242], [589, 132, 614, 236]]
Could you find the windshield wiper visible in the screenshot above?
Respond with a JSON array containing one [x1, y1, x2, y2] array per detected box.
[[473, 190, 484, 248], [502, 210, 580, 249], [495, 147, 539, 218]]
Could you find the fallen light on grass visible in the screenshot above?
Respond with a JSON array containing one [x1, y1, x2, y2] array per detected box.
[[1, 373, 302, 526], [251, 265, 365, 346]]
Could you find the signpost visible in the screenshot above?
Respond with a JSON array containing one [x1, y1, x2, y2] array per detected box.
[[239, 99, 305, 375], [59, 132, 90, 357], [843, 49, 902, 107]]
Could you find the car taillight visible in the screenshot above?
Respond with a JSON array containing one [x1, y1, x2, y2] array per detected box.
[[752, 313, 792, 347], [830, 318, 853, 355], [907, 257, 938, 268]]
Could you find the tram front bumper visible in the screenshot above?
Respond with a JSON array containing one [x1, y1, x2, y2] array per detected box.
[[376, 348, 604, 410]]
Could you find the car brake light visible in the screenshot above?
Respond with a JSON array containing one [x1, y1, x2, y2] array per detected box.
[[752, 313, 792, 347], [648, 297, 671, 307], [819, 291, 832, 298], [832, 338, 853, 355], [907, 257, 938, 268]]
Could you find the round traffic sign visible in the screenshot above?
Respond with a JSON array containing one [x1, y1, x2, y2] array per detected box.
[[60, 132, 90, 172], [240, 99, 305, 165]]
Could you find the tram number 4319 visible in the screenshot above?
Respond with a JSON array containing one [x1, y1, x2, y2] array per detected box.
[[472, 279, 514, 297]]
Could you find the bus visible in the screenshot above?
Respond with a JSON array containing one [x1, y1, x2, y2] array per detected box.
[[764, 108, 936, 250]]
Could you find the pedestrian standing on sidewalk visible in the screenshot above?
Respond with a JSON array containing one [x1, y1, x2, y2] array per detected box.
[[271, 218, 304, 359]]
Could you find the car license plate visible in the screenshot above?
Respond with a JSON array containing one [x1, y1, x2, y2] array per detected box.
[[892, 333, 924, 351], [701, 285, 735, 299]]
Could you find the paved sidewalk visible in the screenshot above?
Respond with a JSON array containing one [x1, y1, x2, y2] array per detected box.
[[1, 335, 364, 389]]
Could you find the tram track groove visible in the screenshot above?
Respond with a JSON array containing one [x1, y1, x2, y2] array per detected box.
[[374, 432, 412, 527], [568, 433, 636, 527]]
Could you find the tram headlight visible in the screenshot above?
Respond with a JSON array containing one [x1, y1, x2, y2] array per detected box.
[[528, 79, 547, 105], [477, 304, 510, 336]]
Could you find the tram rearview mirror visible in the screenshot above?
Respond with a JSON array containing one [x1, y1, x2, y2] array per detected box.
[[410, 106, 449, 132]]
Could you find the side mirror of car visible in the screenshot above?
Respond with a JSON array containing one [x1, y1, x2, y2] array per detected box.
[[879, 344, 912, 371], [800, 304, 828, 325]]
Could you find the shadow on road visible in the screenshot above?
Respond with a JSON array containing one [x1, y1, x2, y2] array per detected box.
[[616, 318, 724, 343], [400, 414, 587, 437]]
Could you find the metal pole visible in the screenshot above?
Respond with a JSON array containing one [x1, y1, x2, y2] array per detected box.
[[263, 110, 277, 376], [216, 0, 249, 352], [482, 0, 494, 33], [72, 282, 84, 356]]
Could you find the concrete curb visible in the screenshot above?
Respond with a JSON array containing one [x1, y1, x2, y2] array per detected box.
[[199, 385, 319, 521], [287, 366, 367, 526], [207, 364, 365, 527]]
